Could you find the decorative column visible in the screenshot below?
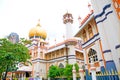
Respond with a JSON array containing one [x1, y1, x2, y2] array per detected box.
[[38, 40, 40, 58], [24, 72, 26, 80], [90, 58, 96, 80], [48, 77, 50, 80], [32, 46, 34, 59], [79, 68, 84, 80], [72, 65, 76, 80], [35, 39, 41, 77], [82, 49, 90, 80], [21, 73, 24, 80], [19, 73, 20, 80]]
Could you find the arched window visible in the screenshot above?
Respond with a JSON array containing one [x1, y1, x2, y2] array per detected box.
[[59, 63, 64, 68], [88, 48, 98, 63], [82, 29, 87, 42], [88, 24, 93, 38]]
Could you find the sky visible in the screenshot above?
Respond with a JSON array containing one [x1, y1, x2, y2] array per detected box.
[[0, 0, 90, 45]]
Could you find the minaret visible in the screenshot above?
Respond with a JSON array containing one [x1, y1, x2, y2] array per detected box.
[[63, 12, 77, 64], [63, 12, 73, 39], [29, 19, 47, 78]]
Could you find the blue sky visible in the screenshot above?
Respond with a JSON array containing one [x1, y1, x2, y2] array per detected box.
[[0, 0, 90, 45]]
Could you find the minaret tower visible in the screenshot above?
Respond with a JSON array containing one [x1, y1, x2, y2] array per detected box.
[[29, 19, 47, 78], [63, 12, 77, 64], [63, 12, 73, 39]]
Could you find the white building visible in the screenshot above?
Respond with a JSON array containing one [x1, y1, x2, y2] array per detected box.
[[75, 0, 120, 73]]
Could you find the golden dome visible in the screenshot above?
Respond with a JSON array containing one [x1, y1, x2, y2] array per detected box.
[[29, 20, 47, 39]]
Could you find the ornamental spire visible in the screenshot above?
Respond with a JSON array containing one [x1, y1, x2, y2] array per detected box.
[[36, 19, 41, 27]]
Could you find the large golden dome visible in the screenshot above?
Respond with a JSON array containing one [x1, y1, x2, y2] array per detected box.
[[29, 20, 47, 40]]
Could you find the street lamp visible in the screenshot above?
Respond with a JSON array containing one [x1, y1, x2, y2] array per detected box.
[[65, 44, 68, 64]]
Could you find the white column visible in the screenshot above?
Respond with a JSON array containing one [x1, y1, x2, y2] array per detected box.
[[90, 58, 96, 80], [65, 23, 73, 39], [82, 49, 88, 70], [38, 41, 40, 58], [72, 65, 76, 80], [68, 45, 76, 64], [21, 73, 23, 80], [19, 73, 20, 80], [91, 68, 96, 80], [79, 68, 84, 80], [32, 46, 34, 59], [36, 62, 40, 77]]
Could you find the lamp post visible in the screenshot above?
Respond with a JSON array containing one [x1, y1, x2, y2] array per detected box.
[[65, 44, 68, 64]]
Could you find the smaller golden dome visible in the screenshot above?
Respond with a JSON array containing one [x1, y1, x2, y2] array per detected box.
[[29, 20, 47, 39]]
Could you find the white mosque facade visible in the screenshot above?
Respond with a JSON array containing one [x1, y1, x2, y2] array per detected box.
[[10, 0, 120, 79], [26, 12, 84, 79], [75, 0, 120, 74]]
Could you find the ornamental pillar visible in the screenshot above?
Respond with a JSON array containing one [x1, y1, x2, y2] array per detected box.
[[38, 41, 40, 58], [72, 65, 76, 80], [90, 58, 96, 80], [79, 68, 84, 80]]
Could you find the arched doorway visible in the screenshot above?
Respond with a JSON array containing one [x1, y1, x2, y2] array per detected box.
[[25, 72, 30, 77]]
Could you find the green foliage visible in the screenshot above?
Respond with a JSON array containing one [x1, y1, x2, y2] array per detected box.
[[20, 38, 32, 45], [58, 67, 64, 77], [48, 65, 58, 78], [48, 65, 65, 79], [48, 63, 79, 79], [74, 63, 79, 73], [64, 64, 73, 78], [0, 38, 30, 79]]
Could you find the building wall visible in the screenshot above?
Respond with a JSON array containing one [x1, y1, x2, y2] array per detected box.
[[29, 42, 84, 79], [75, 16, 105, 72], [91, 0, 120, 72]]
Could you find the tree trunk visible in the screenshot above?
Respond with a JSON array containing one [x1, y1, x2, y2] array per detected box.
[[3, 65, 8, 80]]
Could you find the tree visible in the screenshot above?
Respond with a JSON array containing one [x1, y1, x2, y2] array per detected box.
[[48, 65, 59, 79], [74, 63, 80, 79], [48, 65, 65, 80], [64, 64, 73, 80], [57, 67, 64, 79], [0, 38, 30, 80], [48, 63, 79, 80]]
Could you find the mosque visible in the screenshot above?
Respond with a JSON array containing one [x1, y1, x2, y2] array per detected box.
[[8, 0, 120, 80], [75, 0, 120, 76]]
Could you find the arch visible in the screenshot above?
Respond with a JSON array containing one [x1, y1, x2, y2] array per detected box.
[[88, 48, 98, 63], [58, 63, 64, 68], [82, 29, 87, 42], [88, 24, 93, 38]]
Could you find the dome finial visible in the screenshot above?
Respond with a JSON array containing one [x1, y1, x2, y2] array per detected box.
[[36, 19, 41, 27]]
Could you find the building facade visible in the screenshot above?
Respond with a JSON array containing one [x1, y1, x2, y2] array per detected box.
[[12, 0, 120, 79], [26, 12, 84, 79], [75, 0, 120, 74]]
